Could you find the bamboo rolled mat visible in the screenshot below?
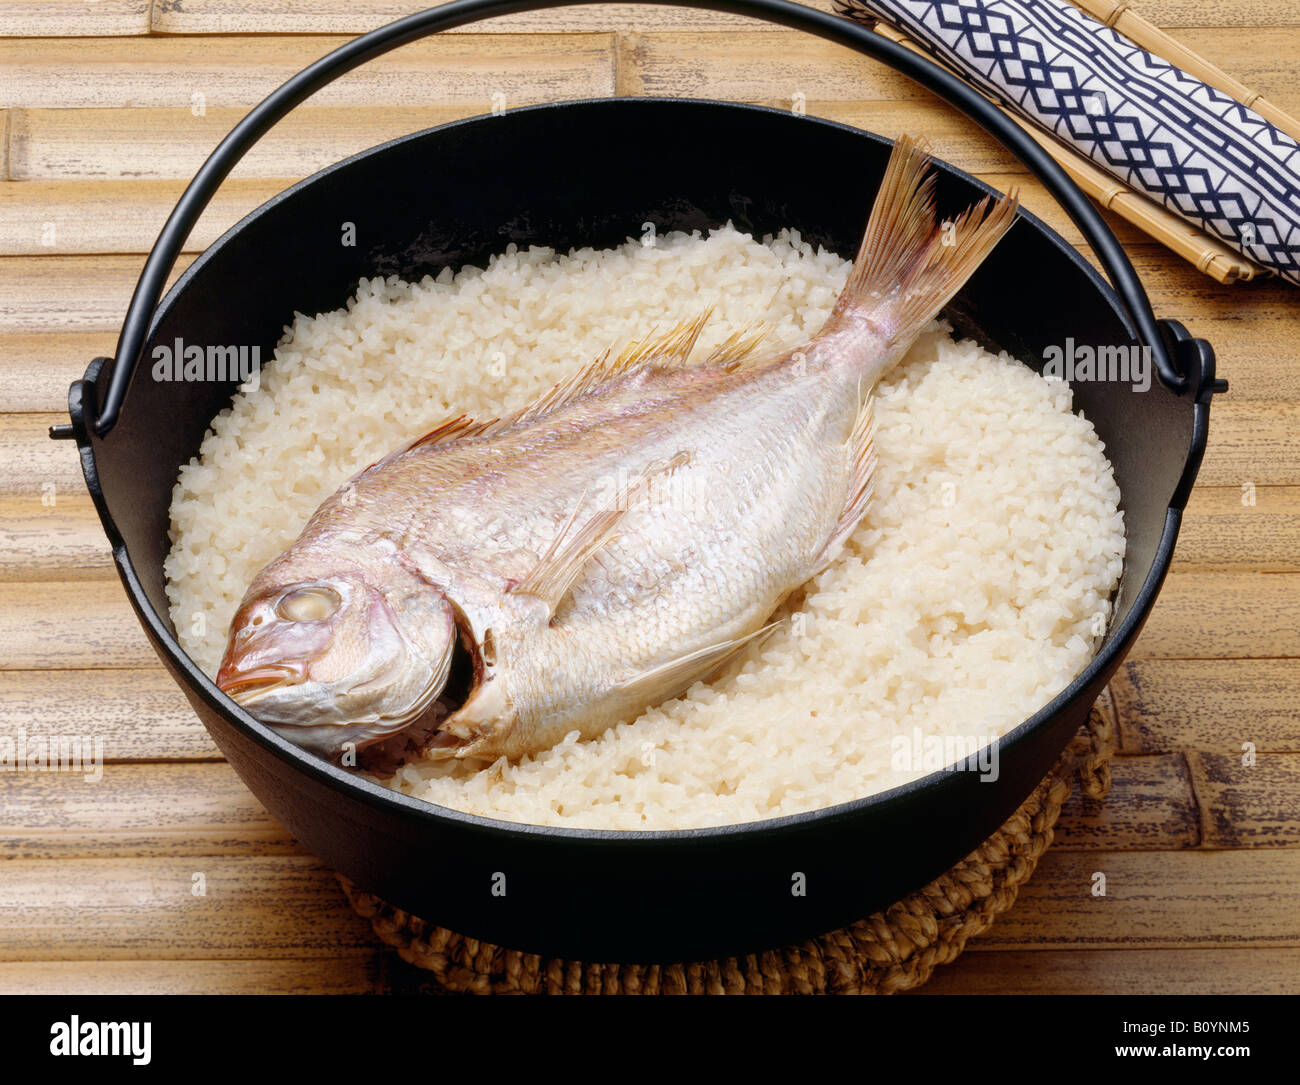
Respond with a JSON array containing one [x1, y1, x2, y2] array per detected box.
[[0, 0, 1298, 994]]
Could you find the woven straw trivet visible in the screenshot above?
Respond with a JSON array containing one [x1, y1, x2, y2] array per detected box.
[[340, 686, 1117, 994]]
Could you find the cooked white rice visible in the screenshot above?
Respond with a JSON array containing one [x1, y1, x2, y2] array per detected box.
[[165, 225, 1125, 830]]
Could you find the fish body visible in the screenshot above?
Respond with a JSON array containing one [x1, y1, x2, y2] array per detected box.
[[216, 137, 1018, 763]]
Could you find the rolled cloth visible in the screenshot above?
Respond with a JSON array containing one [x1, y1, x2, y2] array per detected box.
[[835, 0, 1300, 285]]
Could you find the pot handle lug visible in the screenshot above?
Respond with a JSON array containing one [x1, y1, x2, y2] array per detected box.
[[1158, 319, 1222, 511]]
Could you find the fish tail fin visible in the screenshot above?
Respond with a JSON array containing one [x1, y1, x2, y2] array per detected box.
[[827, 134, 1019, 348]]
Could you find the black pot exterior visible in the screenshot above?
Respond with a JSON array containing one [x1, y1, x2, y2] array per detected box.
[[68, 99, 1211, 961]]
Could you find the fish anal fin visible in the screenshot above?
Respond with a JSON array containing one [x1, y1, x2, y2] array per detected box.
[[816, 393, 877, 568], [617, 620, 782, 708]]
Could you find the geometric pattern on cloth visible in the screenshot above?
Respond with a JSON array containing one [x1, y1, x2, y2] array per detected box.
[[836, 0, 1300, 284]]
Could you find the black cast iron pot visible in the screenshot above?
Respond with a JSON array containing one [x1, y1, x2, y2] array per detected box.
[[53, 0, 1221, 961]]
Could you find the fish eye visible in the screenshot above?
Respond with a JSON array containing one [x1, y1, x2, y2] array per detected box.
[[276, 586, 342, 623]]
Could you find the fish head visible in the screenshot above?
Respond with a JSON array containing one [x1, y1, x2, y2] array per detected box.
[[216, 563, 457, 758]]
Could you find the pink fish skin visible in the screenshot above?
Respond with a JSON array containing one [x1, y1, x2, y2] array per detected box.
[[216, 136, 1018, 765]]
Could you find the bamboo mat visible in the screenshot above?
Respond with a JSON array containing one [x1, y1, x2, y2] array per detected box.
[[1, 0, 1299, 995]]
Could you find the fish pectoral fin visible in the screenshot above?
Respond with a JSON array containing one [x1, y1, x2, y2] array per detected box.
[[511, 451, 691, 620], [617, 620, 783, 707], [815, 392, 877, 570], [509, 502, 628, 620]]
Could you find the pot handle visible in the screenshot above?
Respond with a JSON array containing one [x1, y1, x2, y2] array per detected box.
[[73, 0, 1219, 440]]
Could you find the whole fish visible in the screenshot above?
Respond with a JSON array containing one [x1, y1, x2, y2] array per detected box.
[[215, 136, 1018, 764]]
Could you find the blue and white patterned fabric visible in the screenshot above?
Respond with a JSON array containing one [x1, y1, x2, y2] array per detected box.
[[835, 0, 1300, 284]]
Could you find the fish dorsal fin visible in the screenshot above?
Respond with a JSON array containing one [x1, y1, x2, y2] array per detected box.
[[354, 412, 501, 476], [365, 313, 717, 473], [500, 348, 616, 429], [616, 619, 783, 707], [704, 321, 771, 371], [405, 413, 500, 453], [497, 311, 713, 431], [610, 309, 712, 371]]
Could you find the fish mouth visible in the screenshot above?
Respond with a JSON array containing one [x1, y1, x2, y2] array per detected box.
[[216, 663, 303, 703]]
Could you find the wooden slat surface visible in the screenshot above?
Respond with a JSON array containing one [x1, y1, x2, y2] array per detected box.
[[1189, 751, 1300, 848], [7, 106, 480, 181], [1177, 485, 1300, 569], [148, 1, 780, 36], [916, 947, 1300, 995], [0, 958, 389, 996], [2, 763, 300, 860], [1052, 754, 1200, 851], [0, 0, 1296, 997], [0, 668, 220, 760], [0, 332, 120, 413], [0, 34, 617, 110], [0, 1, 151, 38], [0, 856, 378, 961], [972, 850, 1300, 949], [1113, 659, 1300, 755], [616, 29, 930, 100], [1129, 572, 1300, 659], [0, 178, 291, 256], [0, 499, 112, 580], [0, 255, 195, 333], [141, 1, 1300, 36]]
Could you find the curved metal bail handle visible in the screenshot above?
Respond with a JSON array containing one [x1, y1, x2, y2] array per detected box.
[[93, 0, 1184, 438]]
